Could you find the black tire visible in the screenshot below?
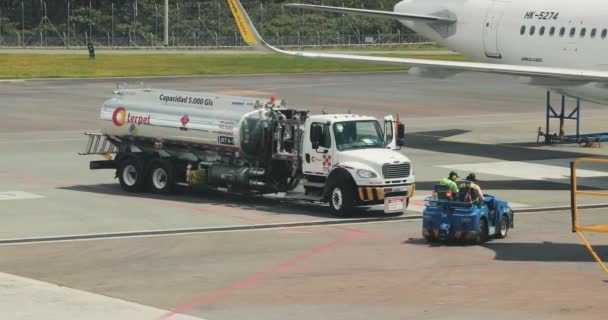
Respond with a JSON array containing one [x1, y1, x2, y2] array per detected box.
[[328, 174, 355, 217], [147, 159, 176, 194], [496, 216, 509, 239], [118, 157, 146, 192], [474, 218, 489, 244]]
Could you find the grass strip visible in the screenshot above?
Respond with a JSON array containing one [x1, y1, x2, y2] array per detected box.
[[0, 53, 467, 79]]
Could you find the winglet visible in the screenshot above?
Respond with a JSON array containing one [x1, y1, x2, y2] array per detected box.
[[226, 0, 270, 50]]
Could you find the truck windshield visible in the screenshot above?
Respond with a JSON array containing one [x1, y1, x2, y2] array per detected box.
[[333, 120, 384, 151]]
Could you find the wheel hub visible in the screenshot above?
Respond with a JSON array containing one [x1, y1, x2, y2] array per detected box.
[[123, 165, 138, 186], [332, 188, 343, 210], [152, 168, 168, 190], [500, 220, 508, 235]]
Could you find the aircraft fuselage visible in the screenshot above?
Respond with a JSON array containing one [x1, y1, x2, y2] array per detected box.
[[396, 0, 608, 104]]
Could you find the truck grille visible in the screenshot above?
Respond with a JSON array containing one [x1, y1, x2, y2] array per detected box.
[[382, 163, 410, 179]]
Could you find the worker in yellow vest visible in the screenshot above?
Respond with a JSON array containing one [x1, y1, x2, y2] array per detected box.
[[439, 171, 459, 197]]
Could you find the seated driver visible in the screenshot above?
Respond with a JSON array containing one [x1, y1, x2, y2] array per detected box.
[[460, 173, 484, 203]]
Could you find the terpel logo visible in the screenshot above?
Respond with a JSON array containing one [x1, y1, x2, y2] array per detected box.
[[112, 107, 151, 127], [112, 107, 127, 126]]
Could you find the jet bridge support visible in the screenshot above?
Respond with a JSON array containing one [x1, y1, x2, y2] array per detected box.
[[538, 91, 608, 146], [540, 91, 580, 144]]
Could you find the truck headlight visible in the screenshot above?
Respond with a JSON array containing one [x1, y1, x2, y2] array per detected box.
[[357, 169, 377, 178]]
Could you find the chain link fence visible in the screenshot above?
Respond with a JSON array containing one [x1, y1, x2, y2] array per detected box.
[[0, 1, 434, 49], [0, 32, 429, 48]]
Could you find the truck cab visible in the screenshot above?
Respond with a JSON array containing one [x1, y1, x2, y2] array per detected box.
[[302, 114, 415, 216]]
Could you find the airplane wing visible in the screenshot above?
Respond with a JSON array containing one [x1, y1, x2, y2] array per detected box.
[[226, 0, 608, 82], [284, 3, 456, 24]]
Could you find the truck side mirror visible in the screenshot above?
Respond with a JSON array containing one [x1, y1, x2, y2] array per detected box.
[[311, 125, 323, 149], [384, 120, 394, 146], [396, 123, 405, 147]]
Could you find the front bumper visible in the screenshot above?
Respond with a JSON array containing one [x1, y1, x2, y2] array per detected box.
[[423, 228, 478, 242], [357, 184, 415, 205]]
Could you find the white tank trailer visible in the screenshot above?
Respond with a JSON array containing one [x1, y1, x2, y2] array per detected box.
[[83, 87, 416, 216]]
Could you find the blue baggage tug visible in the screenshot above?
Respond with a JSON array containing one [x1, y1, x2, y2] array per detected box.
[[422, 185, 514, 244]]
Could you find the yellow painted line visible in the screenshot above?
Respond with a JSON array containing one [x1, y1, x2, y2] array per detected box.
[[377, 188, 384, 201], [358, 188, 365, 201], [366, 187, 374, 201]]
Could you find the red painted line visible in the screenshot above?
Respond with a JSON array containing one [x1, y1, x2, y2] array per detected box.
[[0, 172, 76, 187], [410, 199, 425, 206], [156, 231, 359, 320], [139, 198, 264, 223]]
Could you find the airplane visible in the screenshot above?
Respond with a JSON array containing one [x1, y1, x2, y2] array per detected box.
[[225, 0, 608, 105]]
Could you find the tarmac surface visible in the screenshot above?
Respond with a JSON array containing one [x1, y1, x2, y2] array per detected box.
[[1, 71, 608, 319]]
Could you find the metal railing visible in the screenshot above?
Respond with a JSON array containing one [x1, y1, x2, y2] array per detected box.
[[570, 158, 608, 273]]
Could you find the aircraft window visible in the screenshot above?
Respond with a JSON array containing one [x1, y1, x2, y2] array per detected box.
[[602, 29, 608, 39], [591, 28, 597, 38], [580, 28, 587, 37], [570, 27, 576, 37], [529, 26, 536, 35], [549, 26, 556, 36], [559, 27, 566, 37], [520, 25, 526, 35], [539, 26, 546, 36]]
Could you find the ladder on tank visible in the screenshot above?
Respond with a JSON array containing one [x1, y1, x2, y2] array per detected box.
[[79, 133, 118, 158]]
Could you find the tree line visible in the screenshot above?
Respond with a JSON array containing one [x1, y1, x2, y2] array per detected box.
[[0, 1, 413, 45]]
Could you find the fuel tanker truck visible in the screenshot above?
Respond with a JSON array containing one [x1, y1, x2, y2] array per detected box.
[[81, 86, 416, 216]]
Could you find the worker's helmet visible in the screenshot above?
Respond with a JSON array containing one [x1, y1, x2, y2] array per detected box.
[[449, 171, 459, 181], [466, 173, 478, 182]]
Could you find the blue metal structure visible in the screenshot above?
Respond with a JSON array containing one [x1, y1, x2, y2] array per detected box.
[[541, 91, 608, 145]]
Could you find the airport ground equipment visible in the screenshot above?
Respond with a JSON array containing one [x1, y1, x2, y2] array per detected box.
[[537, 91, 608, 146], [80, 87, 416, 216], [570, 158, 608, 273], [422, 185, 514, 244]]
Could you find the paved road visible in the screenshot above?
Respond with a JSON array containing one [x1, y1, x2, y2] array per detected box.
[[2, 72, 608, 319]]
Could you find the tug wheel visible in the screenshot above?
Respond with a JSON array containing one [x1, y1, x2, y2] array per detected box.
[[496, 216, 509, 239], [474, 218, 489, 244]]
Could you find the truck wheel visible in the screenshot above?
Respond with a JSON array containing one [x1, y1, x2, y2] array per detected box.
[[118, 157, 145, 192], [474, 218, 489, 244], [496, 216, 509, 239], [147, 159, 175, 194], [328, 177, 355, 217]]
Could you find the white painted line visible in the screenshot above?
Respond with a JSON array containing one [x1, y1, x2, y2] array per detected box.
[[439, 160, 608, 181], [0, 206, 582, 247], [407, 115, 608, 128], [0, 191, 44, 201], [407, 195, 529, 213], [0, 272, 206, 320]]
